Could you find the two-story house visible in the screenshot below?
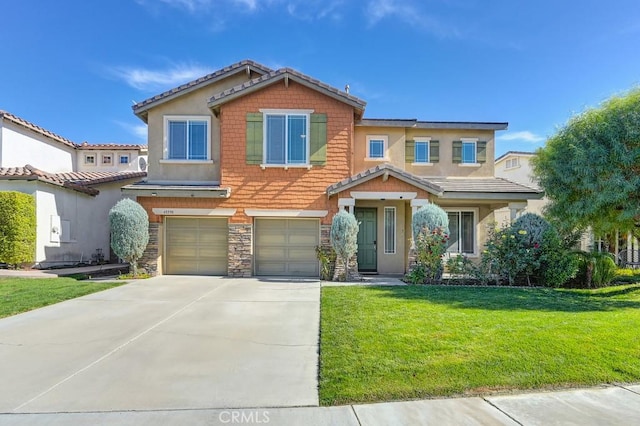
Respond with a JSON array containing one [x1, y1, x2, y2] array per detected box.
[[76, 142, 148, 173], [0, 110, 146, 267], [124, 60, 542, 277]]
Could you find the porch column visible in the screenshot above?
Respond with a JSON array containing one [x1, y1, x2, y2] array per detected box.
[[410, 199, 429, 216], [508, 202, 527, 221], [338, 198, 355, 214]]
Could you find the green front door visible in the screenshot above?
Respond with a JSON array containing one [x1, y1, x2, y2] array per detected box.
[[355, 208, 377, 272]]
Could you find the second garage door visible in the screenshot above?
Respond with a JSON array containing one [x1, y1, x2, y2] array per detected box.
[[165, 217, 228, 275], [254, 218, 319, 277]]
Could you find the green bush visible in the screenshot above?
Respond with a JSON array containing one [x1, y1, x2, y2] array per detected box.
[[411, 203, 449, 241], [512, 213, 550, 247], [537, 228, 579, 287], [573, 251, 618, 288], [109, 198, 149, 277], [408, 204, 450, 284], [330, 210, 359, 281], [0, 192, 36, 266], [316, 246, 337, 281]]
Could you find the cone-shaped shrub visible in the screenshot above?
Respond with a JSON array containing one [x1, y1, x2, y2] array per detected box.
[[412, 203, 449, 240], [109, 198, 149, 277], [330, 210, 359, 281]]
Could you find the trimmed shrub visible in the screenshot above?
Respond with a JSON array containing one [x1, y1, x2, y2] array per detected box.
[[573, 251, 617, 288], [412, 203, 449, 241], [512, 213, 550, 247], [0, 192, 36, 266], [537, 228, 579, 287], [408, 204, 450, 284], [109, 198, 149, 277], [330, 210, 359, 281]]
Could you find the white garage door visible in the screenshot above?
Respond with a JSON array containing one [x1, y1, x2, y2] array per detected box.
[[254, 218, 319, 277], [165, 217, 228, 275]]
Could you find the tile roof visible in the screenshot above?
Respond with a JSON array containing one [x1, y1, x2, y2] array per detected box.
[[132, 60, 273, 118], [357, 118, 508, 130], [0, 110, 77, 148], [78, 142, 147, 151], [0, 165, 146, 196], [327, 163, 542, 199], [208, 67, 367, 112]]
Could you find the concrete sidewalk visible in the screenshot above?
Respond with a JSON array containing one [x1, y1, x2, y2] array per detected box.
[[1, 384, 638, 425], [0, 263, 129, 279]]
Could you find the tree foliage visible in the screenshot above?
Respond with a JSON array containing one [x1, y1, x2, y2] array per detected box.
[[109, 198, 149, 276], [532, 88, 640, 234], [330, 210, 359, 281], [0, 192, 36, 266]]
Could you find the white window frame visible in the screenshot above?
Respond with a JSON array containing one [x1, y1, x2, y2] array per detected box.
[[84, 154, 95, 165], [260, 109, 312, 167], [461, 138, 477, 164], [444, 207, 479, 257], [384, 206, 396, 254], [505, 157, 519, 169], [413, 136, 431, 165], [366, 135, 388, 160], [162, 115, 212, 163], [101, 154, 113, 165], [119, 154, 130, 164]]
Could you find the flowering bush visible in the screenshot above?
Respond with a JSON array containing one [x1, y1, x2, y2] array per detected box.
[[410, 226, 449, 284], [484, 226, 538, 285]]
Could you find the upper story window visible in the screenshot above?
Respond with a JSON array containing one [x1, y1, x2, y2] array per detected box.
[[406, 138, 439, 165], [119, 154, 130, 164], [366, 135, 388, 160], [453, 138, 487, 165], [164, 116, 211, 161], [102, 154, 112, 165], [264, 112, 309, 165], [505, 157, 519, 169], [84, 155, 95, 165]]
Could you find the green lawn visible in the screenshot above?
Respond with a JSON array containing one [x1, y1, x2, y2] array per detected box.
[[0, 277, 125, 318], [319, 284, 640, 405]]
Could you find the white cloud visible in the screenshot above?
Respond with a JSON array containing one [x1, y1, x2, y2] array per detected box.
[[115, 121, 148, 142], [109, 63, 213, 91], [497, 131, 545, 143], [365, 0, 461, 38]]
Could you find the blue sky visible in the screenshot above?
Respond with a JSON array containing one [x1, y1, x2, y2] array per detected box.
[[1, 0, 639, 157]]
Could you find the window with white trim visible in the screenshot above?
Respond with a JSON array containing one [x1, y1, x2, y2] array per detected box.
[[84, 155, 95, 165], [414, 137, 430, 163], [264, 112, 309, 165], [164, 116, 210, 160], [366, 135, 387, 159], [384, 207, 396, 254], [462, 140, 476, 164], [119, 154, 130, 164], [505, 157, 519, 169], [102, 154, 112, 165], [447, 210, 475, 254]]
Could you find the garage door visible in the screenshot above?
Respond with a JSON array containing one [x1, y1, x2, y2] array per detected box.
[[254, 218, 319, 277], [165, 217, 228, 275]]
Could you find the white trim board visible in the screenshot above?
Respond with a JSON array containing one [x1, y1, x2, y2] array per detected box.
[[350, 191, 417, 200], [152, 208, 236, 216], [244, 209, 328, 218]]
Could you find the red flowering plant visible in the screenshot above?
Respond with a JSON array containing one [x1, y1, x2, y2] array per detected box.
[[413, 226, 450, 283]]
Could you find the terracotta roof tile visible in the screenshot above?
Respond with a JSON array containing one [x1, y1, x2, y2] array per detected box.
[[0, 110, 77, 148], [78, 142, 147, 151]]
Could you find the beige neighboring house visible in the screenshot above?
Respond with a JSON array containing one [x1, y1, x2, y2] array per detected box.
[[0, 110, 146, 267], [77, 142, 148, 173], [494, 151, 546, 226]]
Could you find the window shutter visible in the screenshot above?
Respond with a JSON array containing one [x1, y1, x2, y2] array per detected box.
[[477, 141, 487, 163], [310, 113, 327, 165], [246, 113, 263, 165], [430, 140, 439, 163], [405, 140, 415, 163], [452, 140, 462, 163]]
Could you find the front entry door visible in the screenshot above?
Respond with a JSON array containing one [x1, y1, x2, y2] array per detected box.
[[355, 208, 377, 272]]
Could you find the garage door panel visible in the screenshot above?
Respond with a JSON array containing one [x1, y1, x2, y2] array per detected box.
[[165, 218, 228, 276], [255, 219, 319, 277]]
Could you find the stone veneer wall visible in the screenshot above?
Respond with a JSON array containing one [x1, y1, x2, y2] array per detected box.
[[139, 223, 159, 276], [228, 224, 252, 277]]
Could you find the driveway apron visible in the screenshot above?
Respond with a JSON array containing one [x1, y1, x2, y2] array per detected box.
[[0, 276, 320, 413]]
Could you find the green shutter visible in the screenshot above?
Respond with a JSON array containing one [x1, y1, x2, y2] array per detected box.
[[310, 113, 327, 165], [246, 113, 263, 165], [477, 141, 487, 163], [405, 140, 415, 163], [452, 140, 462, 163], [430, 140, 439, 163]]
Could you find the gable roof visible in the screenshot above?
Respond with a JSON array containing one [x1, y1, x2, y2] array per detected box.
[[207, 68, 367, 114], [0, 110, 77, 149], [78, 142, 147, 151], [357, 118, 508, 131], [0, 165, 146, 196], [327, 163, 542, 200], [495, 150, 536, 163], [132, 60, 273, 120]]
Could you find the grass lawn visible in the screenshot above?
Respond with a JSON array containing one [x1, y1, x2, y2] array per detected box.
[[319, 284, 640, 405], [0, 277, 125, 318]]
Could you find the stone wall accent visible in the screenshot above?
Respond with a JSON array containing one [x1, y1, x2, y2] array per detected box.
[[228, 224, 252, 277], [139, 223, 159, 276], [332, 254, 360, 281]]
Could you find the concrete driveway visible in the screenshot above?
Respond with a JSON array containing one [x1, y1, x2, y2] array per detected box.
[[0, 276, 320, 413]]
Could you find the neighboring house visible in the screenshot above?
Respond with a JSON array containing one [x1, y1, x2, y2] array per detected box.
[[124, 60, 542, 277], [494, 151, 546, 225], [77, 142, 148, 173], [0, 111, 146, 267]]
